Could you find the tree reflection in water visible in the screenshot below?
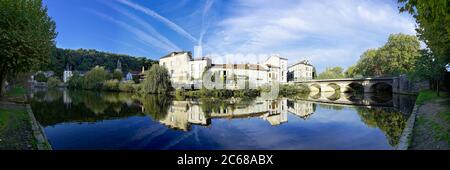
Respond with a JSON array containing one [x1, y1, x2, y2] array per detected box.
[[29, 89, 416, 148], [356, 107, 407, 146]]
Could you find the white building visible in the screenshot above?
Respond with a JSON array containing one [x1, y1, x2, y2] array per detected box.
[[263, 55, 288, 83], [288, 60, 314, 82], [159, 52, 312, 89], [207, 64, 269, 90], [63, 64, 73, 83], [125, 72, 133, 81], [159, 51, 212, 89]]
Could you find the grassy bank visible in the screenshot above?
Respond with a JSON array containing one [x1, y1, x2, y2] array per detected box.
[[410, 90, 449, 149], [0, 107, 37, 150], [415, 90, 448, 105]]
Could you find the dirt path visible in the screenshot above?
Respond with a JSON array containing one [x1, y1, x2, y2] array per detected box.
[[410, 98, 450, 150]]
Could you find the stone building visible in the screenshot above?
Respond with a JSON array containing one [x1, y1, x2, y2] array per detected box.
[[159, 51, 313, 89], [287, 60, 314, 82]]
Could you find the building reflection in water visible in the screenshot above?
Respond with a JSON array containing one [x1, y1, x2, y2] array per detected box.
[[142, 97, 317, 131], [30, 89, 415, 133]]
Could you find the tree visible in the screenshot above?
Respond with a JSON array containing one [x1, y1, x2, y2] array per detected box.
[[344, 65, 357, 78], [0, 0, 57, 96], [112, 69, 123, 81], [317, 67, 345, 79], [40, 48, 157, 78], [84, 66, 110, 90], [353, 34, 421, 76], [34, 72, 48, 82], [47, 77, 62, 88], [67, 72, 84, 89], [409, 49, 446, 96], [141, 65, 172, 94], [398, 0, 450, 66]]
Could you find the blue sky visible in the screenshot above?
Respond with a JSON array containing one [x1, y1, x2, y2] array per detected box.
[[43, 0, 417, 72]]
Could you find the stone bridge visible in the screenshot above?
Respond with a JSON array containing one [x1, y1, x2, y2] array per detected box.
[[293, 77, 402, 93]]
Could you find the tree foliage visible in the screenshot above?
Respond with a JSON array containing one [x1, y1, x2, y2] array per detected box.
[[41, 48, 157, 78], [141, 65, 172, 94], [317, 67, 345, 79], [398, 0, 450, 65], [83, 66, 110, 90], [0, 0, 57, 95], [353, 34, 421, 76], [47, 77, 61, 88], [112, 69, 123, 81], [34, 72, 48, 82]]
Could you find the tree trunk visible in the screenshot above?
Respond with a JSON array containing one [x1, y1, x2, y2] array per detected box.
[[436, 79, 440, 97], [0, 74, 4, 97]]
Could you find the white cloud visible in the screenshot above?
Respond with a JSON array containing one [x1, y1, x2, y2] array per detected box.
[[87, 9, 176, 52], [102, 1, 181, 51], [116, 0, 198, 43], [203, 0, 417, 72]]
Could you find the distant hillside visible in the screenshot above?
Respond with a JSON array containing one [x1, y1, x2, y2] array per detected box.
[[42, 48, 157, 77]]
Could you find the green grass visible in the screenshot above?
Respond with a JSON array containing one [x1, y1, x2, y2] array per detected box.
[[5, 86, 26, 98], [0, 107, 36, 149], [415, 90, 447, 105]]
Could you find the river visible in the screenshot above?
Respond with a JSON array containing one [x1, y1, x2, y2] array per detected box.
[[29, 89, 416, 150]]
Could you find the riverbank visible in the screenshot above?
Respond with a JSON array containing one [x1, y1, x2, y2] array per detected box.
[[0, 86, 51, 150], [409, 90, 449, 150]]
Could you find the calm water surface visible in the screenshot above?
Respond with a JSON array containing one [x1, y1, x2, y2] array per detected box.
[[29, 89, 416, 150]]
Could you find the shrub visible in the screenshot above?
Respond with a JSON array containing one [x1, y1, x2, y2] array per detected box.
[[67, 73, 84, 89], [102, 79, 119, 91], [118, 81, 135, 92], [279, 84, 309, 96], [47, 77, 62, 88], [35, 72, 47, 82]]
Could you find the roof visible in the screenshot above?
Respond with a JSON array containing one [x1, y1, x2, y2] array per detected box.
[[266, 55, 288, 61], [192, 57, 211, 61], [211, 64, 268, 71], [288, 60, 313, 68], [265, 64, 280, 68], [160, 51, 192, 59]]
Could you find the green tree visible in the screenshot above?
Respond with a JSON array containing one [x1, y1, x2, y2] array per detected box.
[[141, 65, 172, 94], [0, 0, 57, 96], [409, 49, 447, 96], [317, 67, 345, 79], [84, 66, 110, 90], [344, 65, 358, 78], [353, 34, 421, 76], [47, 77, 61, 88], [398, 0, 450, 65], [67, 72, 84, 89], [112, 69, 123, 81], [34, 72, 48, 82]]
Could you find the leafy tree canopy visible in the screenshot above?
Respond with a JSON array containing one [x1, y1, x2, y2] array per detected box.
[[353, 33, 421, 76], [0, 0, 57, 95], [317, 67, 345, 79]]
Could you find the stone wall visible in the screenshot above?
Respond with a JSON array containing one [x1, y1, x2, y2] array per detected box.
[[393, 74, 429, 94]]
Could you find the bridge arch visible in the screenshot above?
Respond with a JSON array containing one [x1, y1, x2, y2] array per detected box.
[[345, 82, 364, 93], [309, 83, 321, 92], [370, 82, 392, 94], [322, 83, 341, 92]]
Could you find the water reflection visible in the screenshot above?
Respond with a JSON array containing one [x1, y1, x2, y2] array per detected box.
[[29, 88, 416, 149]]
